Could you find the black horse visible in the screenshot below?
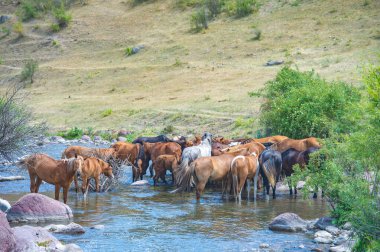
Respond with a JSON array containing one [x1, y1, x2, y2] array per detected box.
[[259, 149, 282, 199], [132, 135, 171, 145], [281, 147, 320, 195]]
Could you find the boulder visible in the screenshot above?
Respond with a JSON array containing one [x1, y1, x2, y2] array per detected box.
[[0, 211, 16, 251], [45, 222, 85, 234], [131, 180, 150, 186], [93, 135, 102, 142], [268, 213, 308, 232], [0, 15, 10, 24], [117, 136, 127, 142], [7, 193, 73, 223], [118, 129, 130, 136], [0, 198, 11, 212], [314, 230, 333, 244], [265, 60, 284, 66], [81, 135, 91, 142], [13, 225, 63, 251], [325, 225, 340, 236], [315, 216, 334, 230], [90, 224, 105, 230], [333, 230, 352, 245]]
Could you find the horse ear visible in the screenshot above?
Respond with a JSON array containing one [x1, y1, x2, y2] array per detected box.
[[75, 154, 78, 158]]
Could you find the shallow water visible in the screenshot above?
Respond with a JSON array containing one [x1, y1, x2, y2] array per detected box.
[[0, 143, 330, 252]]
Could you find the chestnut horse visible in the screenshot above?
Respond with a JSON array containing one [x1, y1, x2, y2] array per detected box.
[[75, 157, 114, 195], [259, 149, 282, 199], [19, 154, 84, 203], [223, 141, 266, 156], [270, 137, 321, 153], [143, 142, 182, 179], [230, 153, 260, 201], [152, 154, 179, 186], [111, 142, 141, 181], [62, 146, 115, 160], [211, 142, 229, 156], [281, 147, 320, 195]]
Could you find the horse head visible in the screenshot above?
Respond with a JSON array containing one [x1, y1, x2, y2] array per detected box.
[[202, 132, 213, 145], [100, 159, 114, 179]]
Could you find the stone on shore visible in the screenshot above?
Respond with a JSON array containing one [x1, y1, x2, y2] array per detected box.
[[0, 211, 16, 251], [268, 213, 308, 232], [45, 222, 85, 234], [6, 193, 73, 223], [314, 230, 333, 244], [0, 198, 11, 212], [315, 216, 334, 230]]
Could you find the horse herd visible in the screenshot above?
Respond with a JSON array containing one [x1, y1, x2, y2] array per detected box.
[[18, 133, 322, 204]]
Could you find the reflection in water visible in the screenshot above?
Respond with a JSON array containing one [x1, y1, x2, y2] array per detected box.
[[0, 144, 330, 251]]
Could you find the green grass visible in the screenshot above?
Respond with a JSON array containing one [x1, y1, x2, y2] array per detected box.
[[101, 108, 113, 117]]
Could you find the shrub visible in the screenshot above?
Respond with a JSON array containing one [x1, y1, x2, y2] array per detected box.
[[13, 22, 24, 37], [18, 0, 38, 21], [125, 47, 134, 56], [162, 125, 175, 134], [101, 109, 112, 117], [251, 28, 261, 40], [191, 7, 209, 32], [53, 5, 72, 27], [258, 67, 361, 139], [50, 23, 60, 32], [234, 117, 255, 129], [20, 59, 38, 83], [204, 0, 222, 18], [235, 0, 259, 18], [58, 127, 83, 139], [176, 0, 203, 9]]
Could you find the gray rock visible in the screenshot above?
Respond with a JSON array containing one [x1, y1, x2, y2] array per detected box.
[[117, 136, 127, 142], [132, 45, 144, 54], [0, 211, 16, 251], [314, 230, 333, 244], [90, 224, 105, 230], [7, 193, 73, 223], [314, 236, 333, 244], [342, 222, 352, 230], [51, 136, 66, 143], [118, 129, 129, 136], [111, 139, 117, 143], [0, 176, 25, 182], [259, 243, 269, 248], [311, 248, 324, 252], [299, 244, 305, 249], [0, 15, 10, 24], [13, 225, 62, 251], [45, 222, 85, 234], [60, 243, 83, 252], [329, 240, 355, 252], [315, 230, 333, 239], [315, 216, 334, 230], [307, 218, 319, 230], [131, 180, 150, 186], [81, 135, 91, 142], [326, 225, 340, 236], [0, 198, 11, 212], [333, 230, 352, 245], [268, 212, 308, 232], [265, 60, 284, 66], [93, 135, 102, 142]]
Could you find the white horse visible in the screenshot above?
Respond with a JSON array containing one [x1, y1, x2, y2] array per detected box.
[[174, 132, 212, 192]]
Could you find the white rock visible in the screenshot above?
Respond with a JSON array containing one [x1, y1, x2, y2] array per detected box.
[[0, 176, 25, 182], [0, 198, 11, 212], [314, 236, 333, 244], [131, 180, 150, 186], [315, 230, 333, 239], [326, 226, 340, 236], [299, 244, 305, 249], [259, 243, 269, 248], [44, 222, 85, 234]]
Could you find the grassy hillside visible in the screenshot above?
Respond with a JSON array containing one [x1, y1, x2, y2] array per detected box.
[[0, 0, 379, 137]]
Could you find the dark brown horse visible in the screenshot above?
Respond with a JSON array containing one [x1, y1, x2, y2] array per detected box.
[[19, 154, 84, 203], [281, 147, 320, 195], [111, 141, 141, 181], [132, 135, 171, 144], [152, 154, 179, 185]]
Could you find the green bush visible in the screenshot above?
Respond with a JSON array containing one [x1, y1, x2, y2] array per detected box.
[[17, 0, 64, 21], [13, 22, 24, 37], [204, 0, 222, 18], [20, 59, 38, 83], [124, 47, 135, 56], [18, 0, 38, 21], [53, 5, 72, 27], [50, 23, 60, 32], [191, 7, 209, 32], [235, 0, 259, 18], [58, 127, 83, 139], [258, 67, 361, 139], [101, 109, 112, 117]]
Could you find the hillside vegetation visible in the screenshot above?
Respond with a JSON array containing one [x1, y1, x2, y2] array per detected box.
[[0, 0, 379, 136]]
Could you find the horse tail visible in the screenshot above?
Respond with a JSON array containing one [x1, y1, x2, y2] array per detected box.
[[230, 156, 244, 198], [253, 157, 260, 200], [172, 158, 194, 193], [262, 158, 276, 189], [17, 154, 35, 170]]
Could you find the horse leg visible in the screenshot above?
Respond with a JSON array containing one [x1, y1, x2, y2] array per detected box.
[[149, 161, 154, 177], [294, 187, 298, 195], [35, 177, 43, 193], [28, 172, 37, 193], [55, 184, 60, 201], [313, 187, 318, 198], [153, 173, 158, 186], [95, 177, 100, 192], [81, 177, 87, 194], [63, 185, 69, 204], [272, 185, 276, 199], [196, 180, 207, 201], [74, 175, 79, 193], [288, 179, 293, 195]]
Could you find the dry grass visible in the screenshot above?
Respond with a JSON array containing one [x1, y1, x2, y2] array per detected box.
[[0, 0, 379, 136]]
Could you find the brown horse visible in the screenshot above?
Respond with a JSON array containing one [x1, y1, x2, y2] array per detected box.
[[211, 142, 230, 156], [213, 137, 232, 145], [111, 141, 141, 181], [19, 154, 84, 204], [75, 157, 114, 195], [152, 154, 179, 186], [62, 146, 116, 160], [143, 142, 182, 178], [230, 153, 260, 201], [270, 137, 321, 153], [174, 151, 246, 200], [223, 141, 266, 156], [254, 135, 288, 145]]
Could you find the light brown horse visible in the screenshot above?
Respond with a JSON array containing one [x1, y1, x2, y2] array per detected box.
[[223, 141, 266, 156], [230, 153, 260, 201], [152, 154, 179, 186], [19, 154, 84, 204], [75, 157, 114, 195], [174, 151, 246, 200], [62, 146, 116, 160], [254, 135, 288, 144], [110, 141, 141, 181], [143, 142, 182, 178], [270, 137, 321, 153]]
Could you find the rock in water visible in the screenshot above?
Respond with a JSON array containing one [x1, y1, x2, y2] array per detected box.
[[314, 230, 333, 244], [315, 216, 334, 230], [131, 180, 150, 186], [325, 225, 340, 236], [6, 193, 73, 223], [0, 198, 11, 212], [45, 222, 85, 234], [0, 211, 16, 251], [269, 212, 308, 232], [0, 176, 25, 182], [13, 225, 64, 251]]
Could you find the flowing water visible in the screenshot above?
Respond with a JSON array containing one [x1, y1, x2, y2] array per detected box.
[[0, 143, 329, 252]]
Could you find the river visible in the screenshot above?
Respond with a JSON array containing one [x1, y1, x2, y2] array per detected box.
[[0, 143, 330, 251]]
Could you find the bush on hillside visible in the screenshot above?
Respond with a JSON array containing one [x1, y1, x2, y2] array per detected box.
[[20, 59, 38, 84], [53, 4, 72, 27], [258, 67, 361, 139], [190, 7, 209, 32]]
